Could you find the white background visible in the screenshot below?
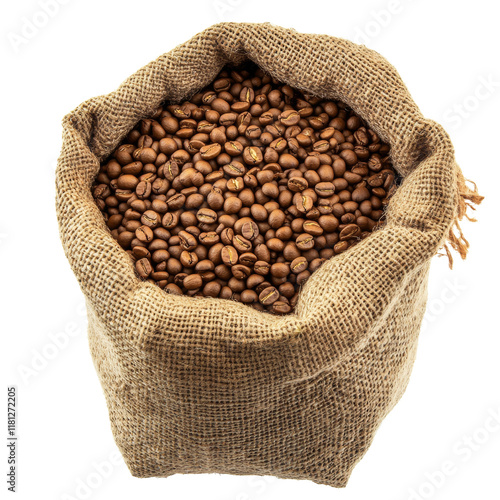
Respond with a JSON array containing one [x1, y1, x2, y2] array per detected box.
[[1, 1, 499, 499]]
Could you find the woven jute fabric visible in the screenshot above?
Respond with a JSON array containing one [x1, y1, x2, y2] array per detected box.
[[56, 23, 482, 487]]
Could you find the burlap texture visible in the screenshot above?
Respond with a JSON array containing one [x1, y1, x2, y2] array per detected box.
[[56, 23, 482, 487]]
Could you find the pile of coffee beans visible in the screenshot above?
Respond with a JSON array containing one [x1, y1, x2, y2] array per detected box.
[[93, 63, 398, 314]]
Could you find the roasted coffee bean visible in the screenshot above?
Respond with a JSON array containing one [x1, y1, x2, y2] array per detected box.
[[254, 261, 271, 276], [233, 234, 252, 253], [203, 281, 221, 297], [180, 250, 198, 268], [165, 283, 182, 295], [197, 208, 217, 224], [280, 109, 301, 126], [267, 237, 285, 252], [251, 204, 268, 221], [223, 160, 246, 177], [239, 252, 258, 266], [288, 177, 308, 192], [135, 225, 154, 243], [166, 193, 186, 210], [259, 286, 280, 305], [352, 187, 371, 203], [296, 233, 315, 250], [200, 143, 222, 160], [141, 210, 160, 228], [340, 224, 361, 240], [296, 195, 314, 213], [161, 212, 178, 229], [270, 263, 289, 278], [178, 230, 198, 250], [135, 258, 152, 278], [273, 301, 291, 314], [291, 256, 308, 274], [240, 289, 258, 303], [315, 182, 335, 197], [268, 209, 286, 229], [94, 63, 396, 314], [241, 220, 259, 240], [184, 274, 203, 290], [133, 246, 150, 259], [303, 221, 323, 236], [242, 146, 263, 165], [228, 277, 246, 292], [221, 245, 239, 266], [220, 227, 234, 245], [318, 215, 339, 232], [232, 264, 252, 279], [227, 177, 244, 193]]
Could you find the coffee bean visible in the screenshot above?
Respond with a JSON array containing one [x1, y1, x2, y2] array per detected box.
[[253, 261, 271, 276], [241, 220, 259, 240], [184, 274, 203, 290], [288, 177, 308, 192], [203, 281, 221, 297], [280, 109, 301, 126], [318, 215, 339, 232], [221, 245, 239, 266], [239, 252, 257, 266], [279, 153, 299, 169], [220, 227, 234, 245], [242, 146, 263, 165], [166, 193, 186, 210], [135, 225, 154, 243], [178, 230, 198, 250], [250, 204, 268, 221], [199, 231, 220, 245], [141, 210, 160, 228], [352, 187, 371, 203], [270, 263, 289, 278], [135, 258, 152, 278], [268, 209, 286, 229], [223, 160, 246, 177], [227, 177, 244, 193], [296, 195, 314, 214], [232, 264, 252, 279], [161, 212, 178, 229], [228, 277, 245, 293], [258, 286, 280, 305], [291, 256, 308, 274], [133, 246, 150, 259], [164, 283, 182, 295], [233, 234, 252, 253], [240, 289, 258, 303], [303, 221, 323, 236], [315, 182, 335, 197], [339, 224, 361, 240], [197, 208, 218, 224], [180, 250, 198, 268], [296, 233, 315, 250], [200, 143, 222, 160], [117, 174, 140, 190], [207, 189, 224, 210]]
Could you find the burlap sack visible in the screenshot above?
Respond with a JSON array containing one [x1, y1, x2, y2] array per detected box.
[[56, 22, 482, 487]]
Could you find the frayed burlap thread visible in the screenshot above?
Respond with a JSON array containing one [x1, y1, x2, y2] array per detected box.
[[56, 23, 482, 487]]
